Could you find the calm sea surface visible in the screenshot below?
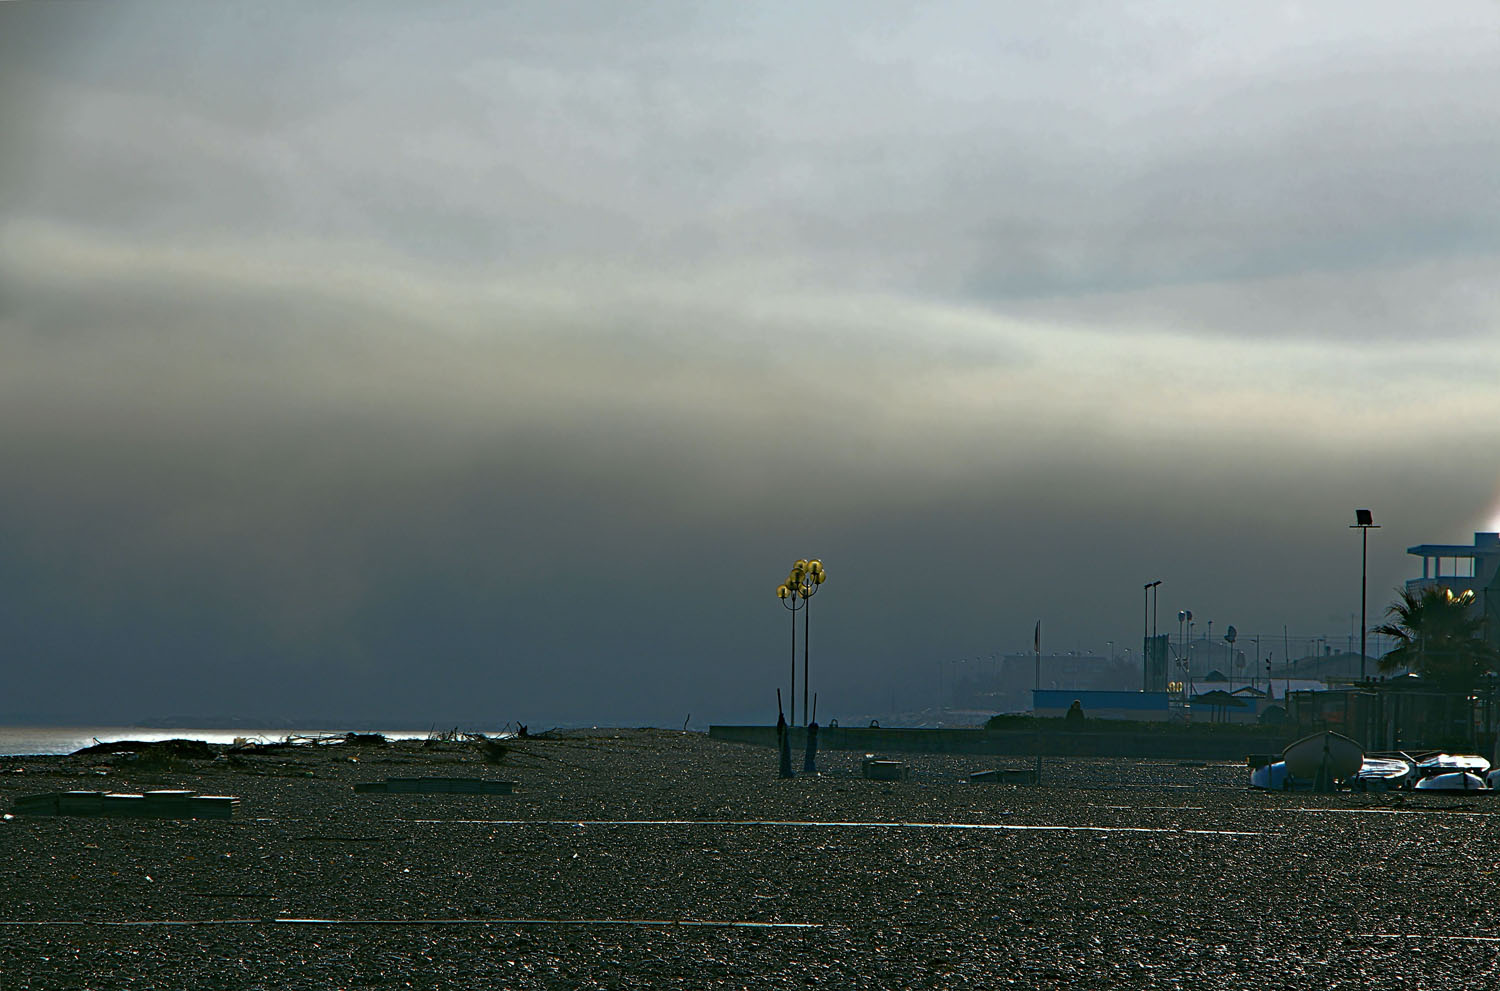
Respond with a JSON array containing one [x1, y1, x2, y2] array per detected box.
[[0, 726, 503, 756]]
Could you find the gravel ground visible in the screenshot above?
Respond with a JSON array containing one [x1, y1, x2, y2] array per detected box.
[[2, 729, 1499, 988]]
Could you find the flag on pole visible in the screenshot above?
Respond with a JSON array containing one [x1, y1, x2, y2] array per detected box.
[[1034, 620, 1041, 654]]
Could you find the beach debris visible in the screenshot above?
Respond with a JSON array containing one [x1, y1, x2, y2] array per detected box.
[[12, 790, 239, 818], [70, 739, 214, 760], [861, 755, 907, 781], [353, 777, 514, 795], [476, 737, 509, 764], [969, 768, 1038, 785]]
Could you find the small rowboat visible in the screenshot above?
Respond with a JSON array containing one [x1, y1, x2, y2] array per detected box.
[[1414, 771, 1487, 792], [1249, 761, 1289, 790], [1282, 730, 1363, 784], [1415, 753, 1491, 775], [1353, 755, 1414, 790]]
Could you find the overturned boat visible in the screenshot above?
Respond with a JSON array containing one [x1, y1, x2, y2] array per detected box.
[[1249, 760, 1289, 790], [1415, 753, 1490, 776], [1282, 730, 1363, 786], [1414, 770, 1488, 792], [1352, 754, 1415, 790]]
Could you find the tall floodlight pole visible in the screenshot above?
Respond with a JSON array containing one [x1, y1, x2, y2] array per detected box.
[[1351, 510, 1380, 681]]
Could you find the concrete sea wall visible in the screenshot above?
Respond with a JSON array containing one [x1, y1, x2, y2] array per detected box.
[[708, 724, 1287, 761]]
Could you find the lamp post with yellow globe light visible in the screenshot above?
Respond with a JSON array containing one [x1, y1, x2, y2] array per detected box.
[[776, 558, 828, 728]]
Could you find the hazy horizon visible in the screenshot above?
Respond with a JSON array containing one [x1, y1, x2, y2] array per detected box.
[[4, 3, 1499, 728]]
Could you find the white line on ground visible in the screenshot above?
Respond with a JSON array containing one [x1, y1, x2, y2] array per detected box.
[[0, 918, 823, 929], [399, 819, 1264, 836], [1357, 933, 1500, 941]]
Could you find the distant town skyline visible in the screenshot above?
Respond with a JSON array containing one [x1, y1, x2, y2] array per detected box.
[[3, 3, 1499, 727]]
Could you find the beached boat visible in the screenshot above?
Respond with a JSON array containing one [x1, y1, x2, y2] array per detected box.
[[1414, 770, 1488, 791], [1249, 761, 1289, 790], [1352, 755, 1414, 790], [1282, 730, 1363, 784], [1415, 753, 1491, 775]]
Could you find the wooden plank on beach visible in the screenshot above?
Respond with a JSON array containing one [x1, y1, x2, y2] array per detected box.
[[861, 758, 907, 781], [970, 769, 1038, 784], [13, 793, 60, 815], [58, 791, 106, 815], [356, 777, 514, 796], [13, 790, 238, 819], [101, 793, 147, 817], [188, 796, 239, 819]]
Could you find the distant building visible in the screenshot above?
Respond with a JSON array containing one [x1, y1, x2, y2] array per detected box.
[[1405, 531, 1500, 650]]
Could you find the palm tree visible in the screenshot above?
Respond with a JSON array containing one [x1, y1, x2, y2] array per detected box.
[[1374, 586, 1498, 691]]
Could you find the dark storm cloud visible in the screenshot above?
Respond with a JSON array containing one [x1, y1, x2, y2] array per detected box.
[[3, 2, 1499, 725]]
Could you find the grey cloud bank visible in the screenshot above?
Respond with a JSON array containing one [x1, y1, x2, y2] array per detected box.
[[2, 2, 1499, 726]]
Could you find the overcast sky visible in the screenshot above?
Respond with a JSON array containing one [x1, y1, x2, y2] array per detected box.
[[3, 2, 1499, 728]]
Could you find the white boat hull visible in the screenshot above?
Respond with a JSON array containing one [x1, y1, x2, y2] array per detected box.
[[1414, 771, 1487, 791], [1416, 754, 1491, 775], [1354, 756, 1413, 789], [1282, 731, 1363, 783], [1250, 761, 1288, 790]]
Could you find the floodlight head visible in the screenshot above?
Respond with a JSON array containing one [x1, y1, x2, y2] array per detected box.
[[1355, 509, 1373, 526]]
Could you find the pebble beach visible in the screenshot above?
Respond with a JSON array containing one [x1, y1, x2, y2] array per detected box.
[[2, 728, 1499, 988]]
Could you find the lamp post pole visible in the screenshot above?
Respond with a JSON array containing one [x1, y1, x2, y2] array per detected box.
[[1143, 580, 1161, 690], [1153, 583, 1160, 641], [777, 576, 805, 727], [1351, 510, 1379, 681], [802, 560, 825, 727], [1187, 620, 1195, 695], [779, 558, 825, 728], [1177, 610, 1191, 698]]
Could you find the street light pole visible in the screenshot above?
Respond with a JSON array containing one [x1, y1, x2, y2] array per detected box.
[[1351, 510, 1380, 681], [1151, 582, 1161, 639], [777, 572, 806, 727], [1143, 580, 1162, 690], [791, 558, 826, 727]]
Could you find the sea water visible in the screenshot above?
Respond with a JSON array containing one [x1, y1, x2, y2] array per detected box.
[[0, 726, 500, 756]]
